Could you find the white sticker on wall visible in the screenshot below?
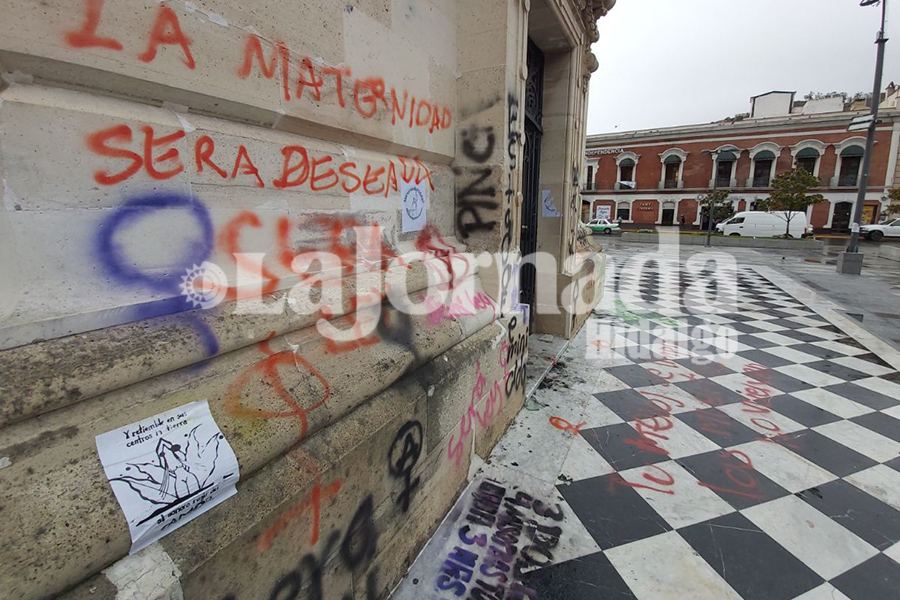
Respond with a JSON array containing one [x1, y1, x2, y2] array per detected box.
[[542, 188, 561, 217], [401, 179, 428, 232], [96, 400, 239, 553]]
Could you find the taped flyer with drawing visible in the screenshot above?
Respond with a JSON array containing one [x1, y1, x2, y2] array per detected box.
[[95, 400, 240, 553]]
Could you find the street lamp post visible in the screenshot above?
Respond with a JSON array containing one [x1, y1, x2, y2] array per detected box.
[[838, 0, 889, 274]]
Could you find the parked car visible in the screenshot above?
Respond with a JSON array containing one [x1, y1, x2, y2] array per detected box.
[[716, 211, 812, 238], [586, 218, 620, 235], [860, 218, 900, 241]]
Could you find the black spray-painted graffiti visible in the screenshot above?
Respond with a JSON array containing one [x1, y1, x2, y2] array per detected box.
[[500, 94, 520, 313], [455, 125, 499, 239], [435, 480, 564, 600], [388, 420, 423, 513], [225, 496, 379, 600], [504, 316, 527, 397]]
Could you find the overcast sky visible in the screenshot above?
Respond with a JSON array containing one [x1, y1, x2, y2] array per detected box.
[[587, 0, 900, 134]]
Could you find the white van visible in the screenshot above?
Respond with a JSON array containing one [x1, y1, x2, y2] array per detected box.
[[716, 211, 812, 238]]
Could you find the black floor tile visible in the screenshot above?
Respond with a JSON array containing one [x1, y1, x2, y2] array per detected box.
[[826, 383, 898, 410], [768, 318, 807, 330], [673, 358, 734, 378], [805, 360, 870, 382], [675, 408, 760, 447], [853, 352, 894, 368], [797, 479, 900, 550], [518, 552, 636, 600], [679, 512, 823, 600], [556, 473, 671, 550], [676, 379, 746, 407], [773, 430, 877, 477], [745, 369, 812, 394], [605, 364, 668, 389], [580, 423, 671, 470], [738, 334, 781, 349], [730, 322, 769, 334], [831, 554, 900, 600], [767, 395, 842, 427], [778, 329, 830, 343], [850, 412, 900, 443], [677, 449, 789, 509], [737, 349, 793, 368], [593, 389, 670, 421], [789, 343, 847, 360]]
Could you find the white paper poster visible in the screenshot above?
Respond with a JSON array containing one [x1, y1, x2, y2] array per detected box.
[[401, 180, 428, 232], [595, 205, 612, 220], [541, 188, 561, 217], [96, 400, 239, 553]]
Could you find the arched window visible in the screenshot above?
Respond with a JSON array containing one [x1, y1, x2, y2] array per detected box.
[[752, 150, 776, 187], [796, 147, 820, 176], [618, 158, 636, 189], [838, 146, 864, 187], [616, 201, 630, 221], [715, 151, 737, 188], [663, 155, 682, 189]]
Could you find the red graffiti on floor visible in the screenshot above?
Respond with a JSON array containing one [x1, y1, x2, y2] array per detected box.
[[549, 416, 585, 437]]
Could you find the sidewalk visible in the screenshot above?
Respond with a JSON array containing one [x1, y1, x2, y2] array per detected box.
[[391, 256, 900, 600]]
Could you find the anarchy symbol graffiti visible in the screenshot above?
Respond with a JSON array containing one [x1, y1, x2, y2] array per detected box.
[[388, 421, 423, 512], [403, 186, 425, 220]]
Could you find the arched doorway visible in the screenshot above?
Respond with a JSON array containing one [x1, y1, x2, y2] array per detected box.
[[661, 201, 676, 225], [832, 202, 853, 232]]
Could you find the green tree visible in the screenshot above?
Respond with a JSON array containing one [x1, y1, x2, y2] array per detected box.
[[887, 188, 900, 219], [756, 168, 824, 238], [699, 189, 733, 227]]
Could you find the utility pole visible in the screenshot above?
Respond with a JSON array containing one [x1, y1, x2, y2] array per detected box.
[[838, 0, 889, 274]]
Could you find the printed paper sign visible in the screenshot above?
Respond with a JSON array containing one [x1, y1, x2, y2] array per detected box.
[[595, 205, 612, 220], [541, 188, 561, 217], [96, 400, 239, 553], [401, 180, 428, 232]]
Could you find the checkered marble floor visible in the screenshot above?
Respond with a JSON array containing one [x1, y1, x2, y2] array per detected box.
[[393, 262, 900, 600]]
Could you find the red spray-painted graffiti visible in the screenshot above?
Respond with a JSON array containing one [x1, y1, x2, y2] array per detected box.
[[223, 332, 330, 438], [64, 0, 452, 133], [256, 478, 342, 553], [85, 124, 435, 193]]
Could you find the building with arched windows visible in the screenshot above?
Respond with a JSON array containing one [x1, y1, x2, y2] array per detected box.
[[583, 88, 900, 231]]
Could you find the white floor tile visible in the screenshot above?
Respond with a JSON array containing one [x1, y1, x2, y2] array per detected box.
[[795, 327, 843, 341], [637, 384, 713, 414], [884, 540, 900, 566], [814, 421, 900, 463], [846, 465, 900, 511], [789, 316, 832, 328], [728, 440, 837, 492], [753, 331, 805, 346], [619, 461, 734, 529], [606, 531, 742, 600], [775, 364, 845, 387], [559, 434, 615, 482], [793, 583, 853, 600], [855, 377, 900, 399], [831, 356, 894, 377], [712, 373, 784, 402], [811, 340, 869, 357], [743, 495, 877, 579], [717, 402, 806, 437], [760, 346, 821, 364], [792, 388, 873, 419], [746, 319, 791, 332], [883, 405, 900, 420], [628, 415, 720, 459]]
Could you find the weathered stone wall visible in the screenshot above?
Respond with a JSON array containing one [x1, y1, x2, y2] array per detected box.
[[0, 0, 608, 597]]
